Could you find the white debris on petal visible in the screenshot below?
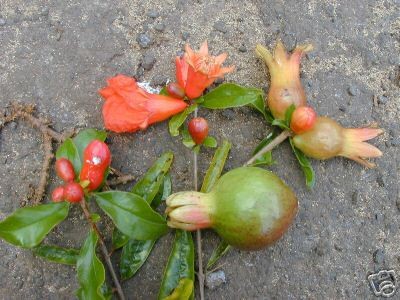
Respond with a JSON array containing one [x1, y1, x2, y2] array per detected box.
[[92, 156, 102, 165], [137, 81, 162, 94]]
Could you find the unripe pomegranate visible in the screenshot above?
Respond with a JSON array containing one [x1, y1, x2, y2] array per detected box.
[[166, 83, 185, 99], [255, 41, 313, 119], [166, 167, 298, 250], [188, 117, 209, 145], [290, 106, 317, 134], [51, 186, 65, 202], [55, 158, 75, 182], [79, 140, 111, 191], [292, 117, 383, 168], [64, 182, 84, 203]]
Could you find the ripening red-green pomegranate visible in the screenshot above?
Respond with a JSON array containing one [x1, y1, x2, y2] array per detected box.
[[166, 167, 298, 250]]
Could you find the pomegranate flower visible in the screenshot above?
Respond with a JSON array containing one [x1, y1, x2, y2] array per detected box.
[[175, 41, 235, 99], [99, 75, 187, 133], [256, 41, 313, 119], [292, 117, 383, 168]]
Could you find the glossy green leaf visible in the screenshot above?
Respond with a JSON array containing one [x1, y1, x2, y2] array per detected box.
[[201, 140, 231, 193], [90, 213, 101, 223], [76, 230, 105, 300], [131, 152, 174, 204], [169, 105, 197, 136], [120, 239, 156, 280], [95, 191, 168, 240], [0, 202, 69, 248], [250, 131, 277, 167], [284, 104, 296, 124], [271, 119, 290, 130], [158, 230, 194, 300], [152, 173, 172, 209], [56, 138, 81, 176], [200, 83, 263, 109], [100, 284, 113, 300], [203, 136, 217, 148], [289, 138, 316, 188], [33, 244, 79, 265], [164, 278, 194, 300], [264, 108, 275, 124], [111, 227, 130, 250], [249, 93, 268, 120], [72, 129, 107, 167], [182, 127, 196, 149], [250, 152, 274, 167], [206, 240, 231, 270]]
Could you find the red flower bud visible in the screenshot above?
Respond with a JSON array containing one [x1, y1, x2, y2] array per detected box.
[[188, 117, 209, 145], [166, 83, 185, 99], [80, 140, 111, 191], [51, 186, 65, 203], [290, 106, 317, 134], [55, 158, 75, 182], [64, 182, 84, 203]]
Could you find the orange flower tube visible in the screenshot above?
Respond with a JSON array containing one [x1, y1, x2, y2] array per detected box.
[[175, 41, 234, 99], [99, 75, 187, 133]]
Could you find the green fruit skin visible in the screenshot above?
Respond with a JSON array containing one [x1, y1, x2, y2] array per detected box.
[[292, 117, 343, 160], [208, 167, 298, 250]]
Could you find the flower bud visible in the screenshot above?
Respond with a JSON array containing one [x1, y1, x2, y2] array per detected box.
[[51, 186, 65, 202], [166, 83, 185, 99], [64, 182, 84, 203], [290, 106, 317, 134], [188, 117, 209, 145], [55, 158, 75, 182]]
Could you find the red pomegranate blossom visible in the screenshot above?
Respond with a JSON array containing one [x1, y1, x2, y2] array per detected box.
[[99, 75, 188, 133], [175, 41, 235, 99]]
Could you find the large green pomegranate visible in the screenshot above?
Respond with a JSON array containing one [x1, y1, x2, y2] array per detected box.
[[166, 167, 298, 250]]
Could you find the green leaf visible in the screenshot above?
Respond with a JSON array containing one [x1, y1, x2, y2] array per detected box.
[[76, 230, 105, 300], [152, 173, 172, 209], [201, 140, 231, 193], [203, 136, 217, 148], [284, 104, 296, 125], [72, 129, 107, 167], [249, 93, 268, 119], [206, 240, 231, 270], [120, 239, 156, 280], [181, 127, 196, 149], [164, 278, 194, 300], [158, 230, 194, 300], [56, 138, 81, 176], [112, 227, 130, 250], [100, 284, 113, 300], [32, 244, 80, 265], [131, 152, 174, 204], [168, 105, 197, 136], [0, 202, 70, 248], [200, 83, 263, 109], [120, 171, 173, 280], [271, 119, 290, 130], [250, 131, 277, 167], [289, 138, 316, 188], [250, 152, 274, 167], [95, 191, 168, 240], [90, 213, 101, 223]]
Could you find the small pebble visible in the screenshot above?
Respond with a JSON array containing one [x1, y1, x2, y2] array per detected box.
[[154, 22, 165, 32], [238, 45, 247, 52], [373, 249, 385, 265], [376, 173, 385, 187], [0, 18, 6, 26], [40, 7, 49, 16], [351, 190, 359, 204], [391, 137, 400, 147], [205, 270, 226, 290], [214, 21, 227, 33], [142, 52, 156, 71], [181, 32, 190, 41], [347, 85, 360, 96], [147, 10, 159, 18], [9, 122, 17, 130], [136, 33, 153, 48], [339, 105, 346, 112], [377, 95, 388, 105]]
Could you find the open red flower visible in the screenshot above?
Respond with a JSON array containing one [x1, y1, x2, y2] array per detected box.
[[99, 75, 188, 133], [175, 41, 234, 99]]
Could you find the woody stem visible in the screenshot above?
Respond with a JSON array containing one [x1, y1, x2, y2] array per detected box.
[[80, 200, 126, 300], [244, 130, 292, 166]]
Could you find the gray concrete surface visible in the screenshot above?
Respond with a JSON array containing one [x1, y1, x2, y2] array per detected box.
[[0, 0, 399, 299]]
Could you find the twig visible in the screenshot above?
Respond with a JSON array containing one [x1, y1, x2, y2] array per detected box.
[[193, 108, 205, 300], [106, 174, 136, 186], [244, 130, 292, 166], [80, 200, 126, 300]]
